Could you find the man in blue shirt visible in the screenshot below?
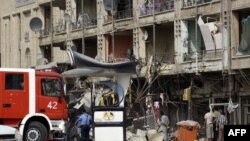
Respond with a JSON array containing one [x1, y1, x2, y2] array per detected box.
[[76, 111, 92, 141]]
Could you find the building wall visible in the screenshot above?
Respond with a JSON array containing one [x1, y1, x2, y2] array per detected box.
[[0, 0, 43, 68]]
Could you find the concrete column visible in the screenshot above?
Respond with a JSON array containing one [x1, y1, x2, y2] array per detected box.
[[4, 17, 10, 67], [1, 17, 10, 67], [174, 0, 182, 64], [138, 28, 146, 60], [97, 0, 105, 61], [12, 14, 21, 67], [221, 0, 232, 73]]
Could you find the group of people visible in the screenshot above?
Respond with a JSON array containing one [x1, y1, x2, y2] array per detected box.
[[204, 107, 228, 141], [76, 105, 228, 141]]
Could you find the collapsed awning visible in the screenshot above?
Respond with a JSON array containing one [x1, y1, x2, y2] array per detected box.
[[61, 49, 138, 78]]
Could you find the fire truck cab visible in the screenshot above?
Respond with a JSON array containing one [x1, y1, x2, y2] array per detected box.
[[0, 68, 68, 141]]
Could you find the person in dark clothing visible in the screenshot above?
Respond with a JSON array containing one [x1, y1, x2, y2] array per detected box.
[[76, 111, 92, 141]]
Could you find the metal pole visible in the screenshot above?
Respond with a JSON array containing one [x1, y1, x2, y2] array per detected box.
[[188, 79, 193, 120], [227, 0, 233, 102], [195, 0, 198, 74], [221, 0, 225, 72], [112, 0, 115, 61], [227, 0, 232, 74], [50, 0, 54, 62], [153, 0, 156, 73], [81, 0, 85, 54], [91, 82, 94, 139]]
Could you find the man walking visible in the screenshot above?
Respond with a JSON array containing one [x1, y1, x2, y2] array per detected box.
[[76, 110, 92, 141], [204, 108, 215, 141], [216, 110, 227, 141]]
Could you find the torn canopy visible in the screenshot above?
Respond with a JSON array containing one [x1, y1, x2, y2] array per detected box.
[[61, 49, 138, 78]]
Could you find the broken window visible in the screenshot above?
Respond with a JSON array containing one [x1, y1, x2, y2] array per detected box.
[[239, 16, 250, 55], [76, 0, 97, 29], [197, 15, 223, 59], [183, 0, 213, 7], [182, 19, 205, 61], [103, 0, 132, 21], [198, 16, 222, 51]]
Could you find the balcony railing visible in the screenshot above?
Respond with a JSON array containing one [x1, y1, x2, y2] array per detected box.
[[140, 0, 174, 16], [183, 51, 202, 61], [104, 9, 133, 23], [182, 0, 213, 7], [155, 53, 175, 64], [202, 49, 223, 60], [53, 24, 66, 34], [39, 17, 97, 36], [115, 9, 133, 20], [183, 49, 223, 61], [159, 0, 174, 12], [72, 17, 97, 30], [39, 24, 66, 37], [40, 29, 50, 36]]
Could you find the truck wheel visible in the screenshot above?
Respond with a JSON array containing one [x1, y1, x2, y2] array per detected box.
[[24, 121, 48, 141]]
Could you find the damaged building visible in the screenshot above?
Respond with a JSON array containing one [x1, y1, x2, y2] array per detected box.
[[1, 0, 250, 135]]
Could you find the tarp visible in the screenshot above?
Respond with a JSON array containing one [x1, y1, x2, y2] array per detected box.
[[198, 16, 222, 50], [198, 20, 215, 50], [61, 49, 138, 78]]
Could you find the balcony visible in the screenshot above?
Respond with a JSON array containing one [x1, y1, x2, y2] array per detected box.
[[182, 0, 215, 8], [40, 29, 50, 37], [140, 0, 174, 16], [72, 17, 97, 31], [155, 53, 175, 64], [38, 0, 66, 9], [115, 9, 133, 20], [183, 49, 223, 62], [53, 24, 66, 34], [104, 9, 133, 23]]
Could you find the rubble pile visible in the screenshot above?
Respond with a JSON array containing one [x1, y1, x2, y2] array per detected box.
[[126, 126, 164, 141]]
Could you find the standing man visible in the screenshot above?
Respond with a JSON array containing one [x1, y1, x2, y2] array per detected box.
[[76, 110, 92, 141], [158, 111, 170, 141], [204, 108, 215, 141], [216, 110, 227, 141], [213, 108, 221, 141]]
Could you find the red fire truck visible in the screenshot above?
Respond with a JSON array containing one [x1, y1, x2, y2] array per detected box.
[[0, 68, 68, 141]]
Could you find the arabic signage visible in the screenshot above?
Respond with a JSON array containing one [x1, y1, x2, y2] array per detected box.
[[16, 0, 35, 7], [94, 111, 123, 122]]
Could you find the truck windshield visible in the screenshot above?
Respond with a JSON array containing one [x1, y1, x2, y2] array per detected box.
[[41, 79, 62, 97]]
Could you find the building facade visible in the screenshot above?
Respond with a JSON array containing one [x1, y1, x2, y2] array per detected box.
[[1, 0, 250, 127]]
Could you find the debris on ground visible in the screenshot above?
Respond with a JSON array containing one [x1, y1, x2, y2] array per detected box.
[[126, 126, 164, 141]]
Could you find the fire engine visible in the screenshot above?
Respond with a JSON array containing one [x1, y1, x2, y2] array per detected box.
[[0, 68, 68, 141]]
